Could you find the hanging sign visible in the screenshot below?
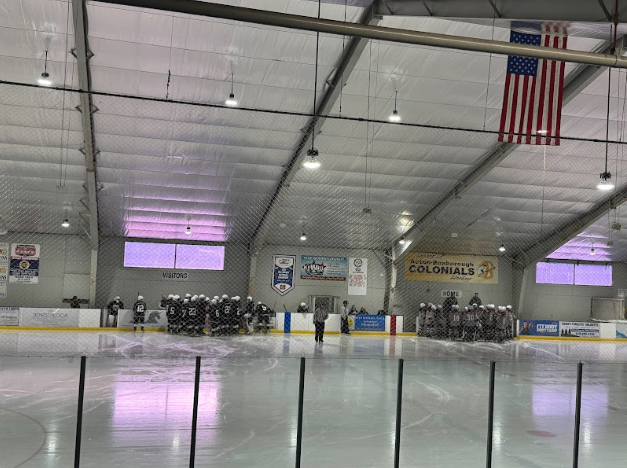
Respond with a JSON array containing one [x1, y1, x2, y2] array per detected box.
[[272, 255, 296, 296], [348, 258, 368, 295], [406, 253, 498, 284], [9, 244, 40, 284], [301, 256, 348, 281]]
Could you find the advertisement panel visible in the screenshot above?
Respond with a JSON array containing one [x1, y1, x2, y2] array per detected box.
[[20, 308, 80, 327], [405, 253, 498, 284], [348, 258, 368, 295], [0, 265, 7, 282], [272, 255, 296, 296], [616, 323, 627, 339], [348, 315, 386, 332], [0, 283, 6, 299], [9, 243, 40, 284], [518, 319, 559, 337], [0, 307, 18, 326], [0, 243, 8, 264], [117, 309, 167, 330], [300, 256, 347, 281], [560, 322, 600, 338]]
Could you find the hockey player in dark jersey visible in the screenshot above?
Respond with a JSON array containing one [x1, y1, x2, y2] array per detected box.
[[450, 305, 462, 340], [132, 295, 147, 332], [245, 296, 256, 335], [165, 295, 178, 333], [463, 304, 478, 341], [417, 303, 427, 336], [106, 296, 124, 328], [256, 302, 271, 333], [209, 298, 220, 336], [180, 298, 190, 334], [424, 304, 436, 338], [220, 296, 233, 335], [231, 296, 242, 335], [187, 295, 200, 336], [171, 295, 183, 334]]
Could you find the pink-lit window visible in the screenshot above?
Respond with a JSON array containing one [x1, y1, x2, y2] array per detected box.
[[536, 262, 612, 286], [124, 242, 175, 268], [574, 264, 612, 286]]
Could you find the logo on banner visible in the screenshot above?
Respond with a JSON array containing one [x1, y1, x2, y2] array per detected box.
[[0, 243, 9, 264], [10, 243, 40, 284], [478, 261, 496, 280], [348, 257, 368, 295], [406, 253, 499, 284], [273, 255, 296, 296]]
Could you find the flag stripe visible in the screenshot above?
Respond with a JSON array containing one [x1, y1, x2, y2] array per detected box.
[[508, 76, 520, 143], [555, 36, 567, 145]]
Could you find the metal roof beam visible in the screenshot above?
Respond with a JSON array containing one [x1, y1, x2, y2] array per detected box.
[[249, 4, 381, 253], [72, 0, 100, 306], [395, 40, 617, 259]]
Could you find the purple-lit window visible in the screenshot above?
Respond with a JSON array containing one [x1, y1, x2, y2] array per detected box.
[[175, 244, 225, 270], [535, 262, 575, 285], [575, 264, 612, 286], [124, 242, 175, 268]]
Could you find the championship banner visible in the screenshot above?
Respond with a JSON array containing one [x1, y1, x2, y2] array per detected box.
[[272, 255, 296, 296], [10, 243, 40, 284], [301, 256, 347, 281], [348, 315, 386, 332], [518, 319, 559, 337], [0, 243, 9, 265], [560, 322, 600, 338], [405, 253, 498, 284], [348, 258, 367, 295], [0, 265, 7, 283]]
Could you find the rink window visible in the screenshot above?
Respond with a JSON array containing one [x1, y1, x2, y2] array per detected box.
[[536, 262, 612, 286], [124, 242, 224, 270]]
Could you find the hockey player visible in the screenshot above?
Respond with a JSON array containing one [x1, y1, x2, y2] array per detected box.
[[231, 296, 242, 335], [485, 304, 496, 341], [257, 302, 271, 333], [442, 295, 457, 338], [417, 303, 427, 336], [435, 305, 445, 339], [186, 296, 199, 336], [245, 297, 256, 334], [340, 300, 351, 335], [297, 302, 308, 314], [220, 296, 233, 335], [450, 305, 462, 340], [495, 306, 507, 342], [506, 305, 516, 339], [132, 295, 147, 332], [166, 295, 178, 333], [180, 298, 190, 334], [208, 298, 220, 336], [106, 296, 124, 328], [425, 304, 436, 338], [463, 304, 477, 341]]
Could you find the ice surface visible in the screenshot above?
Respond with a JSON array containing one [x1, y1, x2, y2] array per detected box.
[[1, 334, 626, 467]]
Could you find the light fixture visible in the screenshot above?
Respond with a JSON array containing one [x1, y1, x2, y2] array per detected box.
[[61, 219, 70, 228], [300, 232, 307, 241], [597, 69, 614, 191], [399, 236, 406, 245], [597, 171, 615, 191], [185, 226, 191, 235], [302, 148, 321, 169], [590, 247, 596, 256], [388, 90, 401, 122], [225, 71, 237, 107], [38, 50, 52, 86], [499, 244, 506, 252]]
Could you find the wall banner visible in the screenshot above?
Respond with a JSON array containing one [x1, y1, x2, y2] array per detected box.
[[0, 243, 9, 265], [348, 315, 386, 332], [301, 256, 347, 281], [20, 308, 80, 327], [518, 319, 559, 337], [0, 265, 7, 283], [9, 243, 40, 284], [272, 255, 296, 296], [560, 322, 600, 338], [0, 307, 17, 325], [348, 258, 368, 295], [0, 283, 6, 300], [405, 253, 498, 284]]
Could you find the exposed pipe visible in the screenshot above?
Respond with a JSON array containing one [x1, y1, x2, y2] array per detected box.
[[95, 0, 627, 68]]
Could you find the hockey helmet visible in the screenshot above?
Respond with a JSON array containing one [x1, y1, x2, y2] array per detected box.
[[168, 294, 174, 299], [420, 303, 426, 308], [247, 296, 253, 301], [183, 298, 189, 304], [211, 299, 217, 305], [173, 295, 180, 300], [114, 296, 120, 301], [137, 295, 143, 301], [506, 305, 512, 309], [300, 302, 306, 307], [222, 294, 229, 299]]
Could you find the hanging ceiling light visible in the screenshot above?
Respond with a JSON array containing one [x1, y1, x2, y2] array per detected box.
[[388, 90, 401, 122], [499, 244, 506, 252], [302, 148, 321, 169], [597, 68, 615, 191], [590, 247, 596, 256], [398, 236, 406, 245], [185, 226, 191, 235], [300, 232, 307, 241], [225, 71, 238, 107], [61, 219, 70, 228], [38, 50, 52, 86]]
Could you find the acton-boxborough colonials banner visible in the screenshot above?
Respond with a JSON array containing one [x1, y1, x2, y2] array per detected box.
[[405, 253, 499, 284]]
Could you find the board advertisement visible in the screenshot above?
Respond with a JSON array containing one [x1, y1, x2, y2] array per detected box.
[[0, 307, 18, 326], [518, 319, 559, 337], [20, 308, 80, 327], [560, 322, 600, 338], [348, 258, 368, 295], [0, 265, 7, 283], [300, 256, 347, 281], [405, 253, 498, 284], [348, 315, 386, 332], [616, 323, 627, 339], [272, 255, 296, 296], [117, 309, 167, 330], [9, 243, 40, 284], [0, 243, 8, 265]]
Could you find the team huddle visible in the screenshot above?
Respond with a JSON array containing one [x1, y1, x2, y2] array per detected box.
[[106, 294, 274, 335], [417, 302, 517, 342]]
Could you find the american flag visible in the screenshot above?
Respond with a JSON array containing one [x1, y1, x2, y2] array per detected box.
[[498, 25, 567, 145]]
